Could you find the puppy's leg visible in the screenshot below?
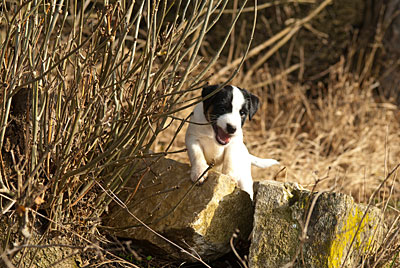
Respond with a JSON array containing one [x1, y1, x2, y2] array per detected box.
[[249, 154, 279, 168], [237, 176, 254, 201], [186, 137, 209, 184], [222, 143, 254, 200]]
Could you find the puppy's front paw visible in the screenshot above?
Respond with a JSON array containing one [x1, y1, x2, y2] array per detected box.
[[190, 166, 209, 184]]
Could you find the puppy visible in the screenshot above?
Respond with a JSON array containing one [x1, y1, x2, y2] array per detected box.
[[185, 85, 279, 200]]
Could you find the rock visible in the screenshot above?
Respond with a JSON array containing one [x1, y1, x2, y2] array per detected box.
[[19, 236, 82, 268], [103, 157, 253, 262], [249, 181, 383, 268], [0, 202, 81, 267], [0, 228, 81, 268]]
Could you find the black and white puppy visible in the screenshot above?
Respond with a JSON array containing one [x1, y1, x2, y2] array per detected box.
[[185, 85, 279, 199]]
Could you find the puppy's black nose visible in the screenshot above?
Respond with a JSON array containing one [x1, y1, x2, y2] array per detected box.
[[226, 124, 236, 134]]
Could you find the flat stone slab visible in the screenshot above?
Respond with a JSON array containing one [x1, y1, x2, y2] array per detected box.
[[249, 181, 383, 268], [103, 157, 253, 262]]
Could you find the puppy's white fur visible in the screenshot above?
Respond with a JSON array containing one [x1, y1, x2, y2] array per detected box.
[[185, 86, 279, 199]]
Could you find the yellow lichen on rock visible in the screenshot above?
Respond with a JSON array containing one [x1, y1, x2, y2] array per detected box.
[[328, 204, 381, 267]]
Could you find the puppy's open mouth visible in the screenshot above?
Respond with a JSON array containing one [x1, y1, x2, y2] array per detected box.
[[212, 124, 232, 145]]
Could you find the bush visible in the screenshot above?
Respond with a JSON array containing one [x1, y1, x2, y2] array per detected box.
[[0, 0, 255, 265]]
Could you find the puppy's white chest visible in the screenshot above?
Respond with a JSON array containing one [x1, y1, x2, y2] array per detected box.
[[200, 138, 225, 166]]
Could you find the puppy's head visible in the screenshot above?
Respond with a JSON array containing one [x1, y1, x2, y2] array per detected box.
[[202, 84, 259, 145]]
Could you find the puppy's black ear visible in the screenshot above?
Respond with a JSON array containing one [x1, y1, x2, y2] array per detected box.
[[241, 88, 259, 120], [248, 93, 259, 120], [202, 85, 219, 112], [202, 84, 219, 99]]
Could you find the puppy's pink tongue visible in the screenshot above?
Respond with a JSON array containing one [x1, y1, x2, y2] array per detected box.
[[217, 127, 231, 145]]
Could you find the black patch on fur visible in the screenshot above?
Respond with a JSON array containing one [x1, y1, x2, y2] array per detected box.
[[202, 85, 233, 122], [240, 88, 259, 121]]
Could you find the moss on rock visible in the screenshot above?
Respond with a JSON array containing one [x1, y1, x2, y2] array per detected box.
[[249, 181, 383, 268]]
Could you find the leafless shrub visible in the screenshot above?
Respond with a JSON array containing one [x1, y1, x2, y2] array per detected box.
[[0, 0, 255, 266]]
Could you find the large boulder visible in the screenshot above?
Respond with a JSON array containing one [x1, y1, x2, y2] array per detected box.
[[103, 157, 253, 262], [249, 181, 383, 268]]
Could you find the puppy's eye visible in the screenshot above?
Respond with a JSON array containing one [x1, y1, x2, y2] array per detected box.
[[240, 109, 246, 116]]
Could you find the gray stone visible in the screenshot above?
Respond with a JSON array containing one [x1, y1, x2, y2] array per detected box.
[[0, 216, 81, 268], [249, 181, 383, 268], [103, 157, 253, 262]]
